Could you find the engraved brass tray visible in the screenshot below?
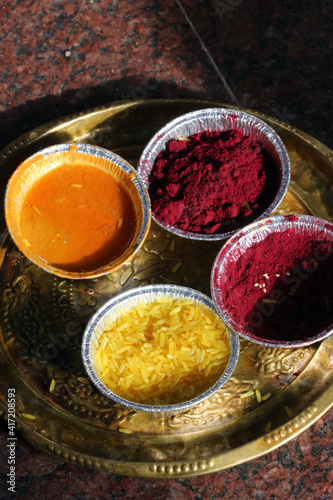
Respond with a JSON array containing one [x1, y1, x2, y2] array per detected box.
[[1, 99, 332, 477]]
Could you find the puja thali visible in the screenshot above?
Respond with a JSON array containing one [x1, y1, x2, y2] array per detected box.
[[0, 99, 332, 477]]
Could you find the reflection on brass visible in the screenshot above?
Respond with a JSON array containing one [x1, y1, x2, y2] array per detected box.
[[0, 100, 333, 477]]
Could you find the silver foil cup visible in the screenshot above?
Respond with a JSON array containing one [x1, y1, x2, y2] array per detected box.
[[211, 214, 333, 348], [137, 108, 291, 241], [4, 143, 151, 279], [81, 284, 240, 415]]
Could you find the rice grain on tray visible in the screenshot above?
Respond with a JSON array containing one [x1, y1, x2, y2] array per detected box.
[[92, 297, 230, 405]]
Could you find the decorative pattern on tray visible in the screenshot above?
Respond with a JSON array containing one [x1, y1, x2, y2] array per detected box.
[[0, 100, 332, 477]]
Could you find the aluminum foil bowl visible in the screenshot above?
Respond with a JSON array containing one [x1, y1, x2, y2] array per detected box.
[[211, 214, 333, 348], [137, 108, 291, 241], [81, 284, 240, 415], [4, 143, 151, 279]]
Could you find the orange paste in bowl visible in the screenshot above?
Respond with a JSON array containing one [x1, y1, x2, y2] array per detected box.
[[19, 163, 137, 272]]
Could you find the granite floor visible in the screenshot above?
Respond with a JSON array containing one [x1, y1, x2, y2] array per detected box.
[[0, 1, 332, 499]]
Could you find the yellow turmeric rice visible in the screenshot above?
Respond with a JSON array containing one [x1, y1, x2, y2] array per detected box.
[[92, 297, 230, 405]]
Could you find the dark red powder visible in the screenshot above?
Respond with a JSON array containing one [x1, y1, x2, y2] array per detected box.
[[222, 228, 333, 341], [148, 129, 279, 234]]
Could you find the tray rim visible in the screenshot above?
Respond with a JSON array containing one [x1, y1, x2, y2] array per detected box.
[[0, 382, 331, 477], [1, 98, 333, 477], [1, 98, 333, 167]]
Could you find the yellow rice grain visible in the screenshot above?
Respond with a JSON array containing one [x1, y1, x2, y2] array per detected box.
[[188, 307, 195, 321], [101, 336, 108, 350], [127, 336, 138, 343], [170, 305, 182, 316], [194, 445, 201, 459], [182, 360, 189, 371], [262, 392, 271, 401], [116, 322, 130, 332], [110, 358, 119, 372], [160, 332, 166, 347], [77, 377, 90, 384], [156, 298, 172, 304], [49, 379, 56, 392], [204, 363, 212, 377], [116, 345, 132, 355], [182, 300, 194, 306], [22, 413, 36, 420], [284, 405, 293, 418], [169, 341, 176, 356], [118, 427, 133, 434], [172, 261, 182, 273], [240, 390, 254, 399], [265, 421, 272, 433], [124, 374, 134, 390], [255, 389, 262, 403], [92, 297, 230, 405]]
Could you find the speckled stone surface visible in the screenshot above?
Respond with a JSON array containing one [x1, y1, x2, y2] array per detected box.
[[0, 1, 332, 498]]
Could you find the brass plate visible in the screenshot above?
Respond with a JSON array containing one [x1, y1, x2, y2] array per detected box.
[[0, 99, 332, 477]]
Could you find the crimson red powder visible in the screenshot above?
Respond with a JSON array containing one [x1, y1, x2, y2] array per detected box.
[[148, 129, 279, 234], [222, 224, 333, 341]]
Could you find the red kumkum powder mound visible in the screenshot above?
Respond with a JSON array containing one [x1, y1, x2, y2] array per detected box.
[[148, 129, 280, 234], [222, 225, 333, 341]]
